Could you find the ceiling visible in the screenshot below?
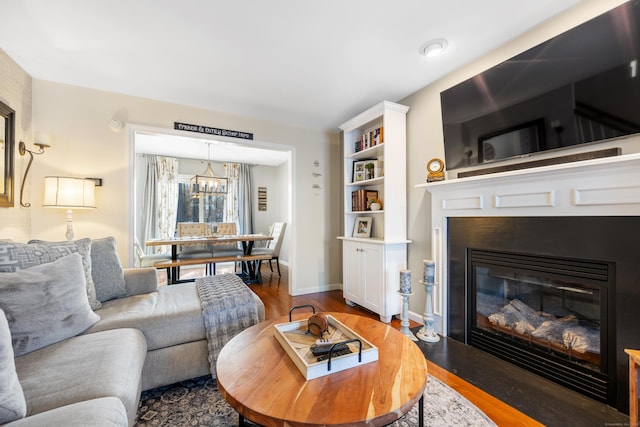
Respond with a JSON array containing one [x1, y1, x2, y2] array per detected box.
[[0, 0, 585, 134]]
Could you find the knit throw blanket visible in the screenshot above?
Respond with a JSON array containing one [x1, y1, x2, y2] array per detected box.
[[196, 274, 261, 378]]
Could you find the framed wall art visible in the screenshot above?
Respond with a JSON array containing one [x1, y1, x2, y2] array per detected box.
[[258, 186, 267, 211]]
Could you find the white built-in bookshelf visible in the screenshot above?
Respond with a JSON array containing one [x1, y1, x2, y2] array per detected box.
[[337, 101, 410, 322]]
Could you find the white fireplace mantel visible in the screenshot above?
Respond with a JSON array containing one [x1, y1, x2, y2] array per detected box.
[[416, 152, 640, 335]]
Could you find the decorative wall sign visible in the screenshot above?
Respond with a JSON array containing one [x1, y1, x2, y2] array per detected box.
[[258, 187, 267, 211], [174, 122, 253, 140]]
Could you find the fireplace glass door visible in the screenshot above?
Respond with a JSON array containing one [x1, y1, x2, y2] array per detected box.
[[468, 250, 612, 402]]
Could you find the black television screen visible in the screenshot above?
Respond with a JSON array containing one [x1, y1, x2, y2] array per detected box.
[[441, 0, 640, 170]]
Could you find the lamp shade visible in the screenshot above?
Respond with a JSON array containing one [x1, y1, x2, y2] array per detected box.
[[43, 177, 96, 209]]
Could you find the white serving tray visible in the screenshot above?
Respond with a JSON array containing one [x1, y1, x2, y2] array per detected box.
[[273, 314, 378, 380]]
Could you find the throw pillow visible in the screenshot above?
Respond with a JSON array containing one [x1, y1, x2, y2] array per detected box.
[[0, 308, 26, 424], [0, 238, 102, 310], [90, 237, 127, 302], [0, 253, 101, 357]]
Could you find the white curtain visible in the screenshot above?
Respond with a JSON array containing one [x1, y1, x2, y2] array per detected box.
[[140, 155, 179, 255], [156, 157, 180, 253], [225, 163, 239, 230]]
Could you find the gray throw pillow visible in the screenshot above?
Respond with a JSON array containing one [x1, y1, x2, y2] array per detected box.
[[0, 238, 102, 310], [91, 237, 127, 302], [0, 308, 26, 424], [0, 253, 101, 357]]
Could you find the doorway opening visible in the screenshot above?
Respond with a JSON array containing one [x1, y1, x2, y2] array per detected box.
[[128, 125, 293, 292]]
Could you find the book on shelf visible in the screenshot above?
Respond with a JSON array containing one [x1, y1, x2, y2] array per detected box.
[[354, 126, 384, 153], [351, 189, 365, 211], [351, 189, 378, 211], [374, 127, 383, 146]]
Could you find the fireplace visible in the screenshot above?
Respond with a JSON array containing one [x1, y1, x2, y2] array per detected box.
[[417, 152, 640, 413], [447, 216, 639, 411], [469, 248, 612, 403]]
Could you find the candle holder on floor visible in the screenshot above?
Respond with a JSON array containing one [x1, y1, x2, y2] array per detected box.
[[398, 291, 418, 341], [417, 279, 440, 342]]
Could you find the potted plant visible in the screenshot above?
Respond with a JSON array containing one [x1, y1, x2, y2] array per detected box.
[[370, 198, 382, 211]]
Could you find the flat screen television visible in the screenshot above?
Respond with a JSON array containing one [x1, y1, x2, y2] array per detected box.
[[441, 0, 640, 170]]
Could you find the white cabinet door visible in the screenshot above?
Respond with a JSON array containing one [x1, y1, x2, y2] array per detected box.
[[342, 240, 387, 320], [360, 242, 384, 315], [342, 240, 361, 305]]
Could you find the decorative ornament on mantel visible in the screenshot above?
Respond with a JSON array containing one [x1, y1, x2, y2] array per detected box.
[[426, 158, 445, 182]]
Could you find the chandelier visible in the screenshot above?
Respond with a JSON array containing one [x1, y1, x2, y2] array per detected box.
[[190, 143, 228, 197]]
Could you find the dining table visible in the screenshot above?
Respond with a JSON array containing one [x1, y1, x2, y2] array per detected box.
[[146, 234, 273, 284]]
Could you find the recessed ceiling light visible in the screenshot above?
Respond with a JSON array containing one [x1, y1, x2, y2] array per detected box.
[[419, 38, 449, 58]]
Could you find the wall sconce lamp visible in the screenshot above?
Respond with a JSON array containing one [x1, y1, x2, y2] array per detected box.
[[43, 176, 96, 241], [18, 140, 50, 207]]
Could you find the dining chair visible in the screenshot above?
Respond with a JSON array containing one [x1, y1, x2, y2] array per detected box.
[[134, 238, 173, 282], [211, 222, 241, 252], [176, 222, 214, 275], [210, 222, 242, 274], [215, 222, 237, 236], [134, 238, 172, 268], [252, 222, 286, 276]]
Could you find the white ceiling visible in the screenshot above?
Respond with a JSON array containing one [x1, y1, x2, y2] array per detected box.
[[0, 0, 585, 133]]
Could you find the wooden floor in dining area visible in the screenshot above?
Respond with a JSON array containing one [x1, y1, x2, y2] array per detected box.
[[167, 262, 541, 426]]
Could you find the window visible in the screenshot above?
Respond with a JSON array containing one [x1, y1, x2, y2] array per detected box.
[[177, 180, 226, 224]]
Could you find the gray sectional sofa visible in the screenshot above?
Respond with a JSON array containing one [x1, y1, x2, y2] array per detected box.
[[0, 237, 264, 427]]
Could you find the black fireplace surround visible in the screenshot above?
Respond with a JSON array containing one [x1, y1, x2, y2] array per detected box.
[[447, 216, 640, 413]]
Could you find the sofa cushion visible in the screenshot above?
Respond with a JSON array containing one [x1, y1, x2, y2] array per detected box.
[[0, 253, 100, 357], [90, 237, 127, 303], [0, 239, 101, 310], [14, 328, 146, 426], [122, 268, 158, 296], [87, 281, 206, 351], [1, 397, 128, 427], [0, 308, 26, 424]]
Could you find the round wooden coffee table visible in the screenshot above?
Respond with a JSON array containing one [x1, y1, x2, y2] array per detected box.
[[216, 312, 428, 426]]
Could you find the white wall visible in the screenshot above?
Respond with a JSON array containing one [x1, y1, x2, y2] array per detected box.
[[251, 163, 291, 264], [401, 0, 637, 320], [28, 80, 341, 295], [0, 49, 32, 241], [252, 165, 280, 236]]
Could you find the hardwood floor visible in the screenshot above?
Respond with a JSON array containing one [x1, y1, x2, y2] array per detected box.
[[170, 263, 626, 426], [243, 263, 542, 427]]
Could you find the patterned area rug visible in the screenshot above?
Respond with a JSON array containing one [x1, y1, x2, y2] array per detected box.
[[136, 375, 497, 426]]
